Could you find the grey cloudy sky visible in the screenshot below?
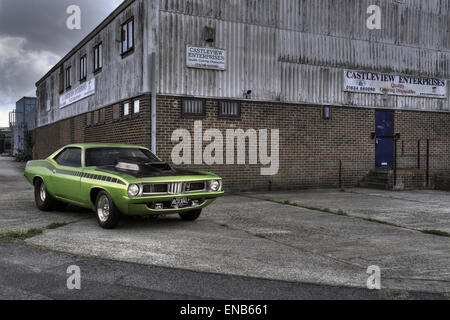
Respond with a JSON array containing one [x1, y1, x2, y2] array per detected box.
[[0, 0, 123, 127]]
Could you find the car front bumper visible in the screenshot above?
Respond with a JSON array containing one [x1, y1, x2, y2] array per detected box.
[[115, 191, 224, 215]]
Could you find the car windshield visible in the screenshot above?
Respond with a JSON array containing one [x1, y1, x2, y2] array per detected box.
[[85, 147, 160, 167]]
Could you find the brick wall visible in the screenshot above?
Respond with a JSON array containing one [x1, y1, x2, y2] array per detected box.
[[33, 94, 151, 159], [156, 96, 376, 191], [33, 93, 450, 192], [396, 111, 450, 171]]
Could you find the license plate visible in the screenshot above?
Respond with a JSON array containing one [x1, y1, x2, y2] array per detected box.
[[171, 197, 189, 208]]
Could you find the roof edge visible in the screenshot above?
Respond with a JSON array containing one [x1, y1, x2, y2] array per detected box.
[[35, 0, 135, 87]]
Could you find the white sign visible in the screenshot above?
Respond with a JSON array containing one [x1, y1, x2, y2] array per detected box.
[[344, 70, 447, 99], [60, 78, 95, 108], [186, 46, 226, 70]]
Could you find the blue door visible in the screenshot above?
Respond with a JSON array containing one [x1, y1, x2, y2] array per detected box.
[[375, 111, 394, 168]]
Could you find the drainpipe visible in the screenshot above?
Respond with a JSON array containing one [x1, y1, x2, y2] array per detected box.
[[150, 52, 157, 154]]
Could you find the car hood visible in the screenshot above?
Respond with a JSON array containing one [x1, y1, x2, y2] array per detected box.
[[93, 164, 217, 182]]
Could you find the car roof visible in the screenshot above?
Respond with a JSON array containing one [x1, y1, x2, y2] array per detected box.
[[64, 143, 149, 149]]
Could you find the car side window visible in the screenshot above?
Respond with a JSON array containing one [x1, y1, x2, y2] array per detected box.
[[54, 148, 82, 168]]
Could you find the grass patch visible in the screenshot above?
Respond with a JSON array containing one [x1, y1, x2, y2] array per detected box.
[[361, 218, 403, 228], [0, 229, 43, 242], [254, 233, 267, 239], [46, 222, 69, 230], [420, 230, 450, 237], [265, 198, 352, 217], [0, 222, 71, 243]]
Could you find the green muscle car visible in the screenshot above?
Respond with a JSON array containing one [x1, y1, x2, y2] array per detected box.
[[24, 143, 224, 229]]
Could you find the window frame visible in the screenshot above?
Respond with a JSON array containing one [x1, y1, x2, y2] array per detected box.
[[86, 112, 92, 127], [121, 17, 135, 56], [93, 42, 103, 73], [133, 100, 140, 115], [123, 102, 130, 117], [79, 55, 87, 82], [65, 66, 72, 90], [218, 100, 241, 119], [53, 147, 82, 168], [181, 99, 206, 117], [58, 66, 65, 93]]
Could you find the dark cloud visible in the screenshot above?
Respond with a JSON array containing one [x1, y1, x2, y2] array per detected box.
[[0, 0, 122, 126]]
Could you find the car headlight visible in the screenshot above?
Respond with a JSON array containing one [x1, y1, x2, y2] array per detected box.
[[209, 180, 222, 192], [127, 184, 140, 197]]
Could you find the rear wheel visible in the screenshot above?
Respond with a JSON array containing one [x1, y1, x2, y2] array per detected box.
[[34, 179, 60, 211], [179, 209, 202, 221], [95, 191, 121, 229]]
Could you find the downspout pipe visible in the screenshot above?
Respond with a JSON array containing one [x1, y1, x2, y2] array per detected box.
[[150, 52, 157, 154]]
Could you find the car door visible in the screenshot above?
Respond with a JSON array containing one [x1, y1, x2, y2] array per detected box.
[[50, 147, 83, 203]]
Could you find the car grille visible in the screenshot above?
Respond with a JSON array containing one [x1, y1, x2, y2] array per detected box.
[[141, 181, 207, 195], [168, 183, 183, 195]]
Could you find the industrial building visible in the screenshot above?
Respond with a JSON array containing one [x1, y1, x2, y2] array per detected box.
[[9, 97, 37, 157], [34, 0, 450, 190]]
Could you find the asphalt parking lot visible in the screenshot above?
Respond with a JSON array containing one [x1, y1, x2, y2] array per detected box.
[[0, 156, 449, 297]]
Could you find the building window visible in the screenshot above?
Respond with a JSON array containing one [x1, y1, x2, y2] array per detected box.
[[93, 110, 99, 125], [123, 102, 129, 117], [113, 104, 120, 121], [80, 55, 87, 82], [133, 100, 140, 114], [182, 99, 205, 116], [121, 18, 134, 55], [59, 66, 64, 93], [322, 106, 331, 120], [219, 101, 240, 118], [86, 112, 92, 126], [94, 43, 103, 72], [65, 66, 72, 89], [50, 76, 54, 106], [99, 108, 105, 124]]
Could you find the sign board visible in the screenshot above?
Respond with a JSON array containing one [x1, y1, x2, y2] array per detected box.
[[60, 78, 96, 108], [186, 46, 226, 70], [344, 70, 447, 99]]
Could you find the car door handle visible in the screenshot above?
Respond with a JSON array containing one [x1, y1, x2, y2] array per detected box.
[[52, 169, 56, 174]]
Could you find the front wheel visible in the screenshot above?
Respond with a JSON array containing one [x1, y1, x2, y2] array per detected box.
[[179, 209, 202, 221], [95, 191, 121, 229]]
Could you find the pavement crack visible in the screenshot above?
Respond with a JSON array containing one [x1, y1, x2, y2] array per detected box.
[[210, 219, 365, 269], [238, 194, 450, 238]]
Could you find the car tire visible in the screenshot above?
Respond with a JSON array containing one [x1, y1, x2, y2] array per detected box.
[[179, 209, 202, 221], [95, 190, 121, 229], [34, 179, 59, 211]]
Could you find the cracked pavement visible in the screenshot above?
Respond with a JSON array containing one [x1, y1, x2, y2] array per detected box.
[[0, 156, 449, 299]]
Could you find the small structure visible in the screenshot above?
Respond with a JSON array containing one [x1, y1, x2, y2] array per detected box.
[[0, 127, 12, 155], [9, 97, 36, 157]]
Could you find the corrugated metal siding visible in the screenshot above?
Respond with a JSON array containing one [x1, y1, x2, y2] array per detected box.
[[37, 0, 144, 128], [158, 0, 450, 112]]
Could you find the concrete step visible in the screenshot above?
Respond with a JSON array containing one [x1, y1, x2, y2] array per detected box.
[[358, 181, 391, 190], [363, 176, 389, 183]]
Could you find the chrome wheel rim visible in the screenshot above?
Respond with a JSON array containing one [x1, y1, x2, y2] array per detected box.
[[39, 183, 46, 202], [97, 195, 110, 223]]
